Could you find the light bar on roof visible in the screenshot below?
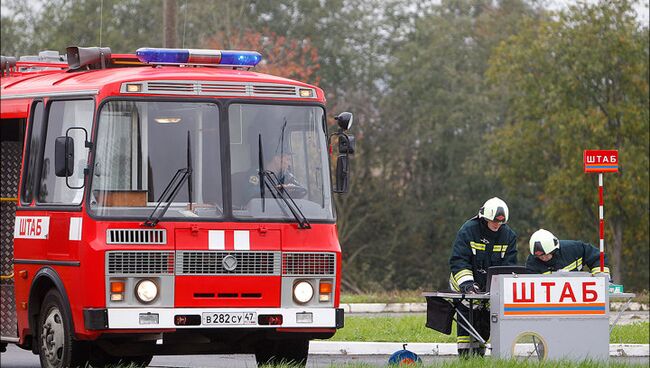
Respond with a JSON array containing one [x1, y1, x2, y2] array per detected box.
[[135, 48, 262, 67]]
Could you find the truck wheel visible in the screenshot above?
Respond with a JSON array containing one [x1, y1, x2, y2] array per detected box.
[[37, 290, 88, 368], [255, 338, 309, 367]]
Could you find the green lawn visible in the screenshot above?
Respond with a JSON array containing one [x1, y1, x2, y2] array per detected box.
[[297, 361, 648, 368], [332, 316, 649, 344]]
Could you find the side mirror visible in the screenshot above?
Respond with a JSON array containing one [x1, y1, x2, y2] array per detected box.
[[334, 112, 353, 131], [55, 136, 74, 177], [334, 155, 349, 193], [339, 134, 355, 154], [330, 112, 354, 194]]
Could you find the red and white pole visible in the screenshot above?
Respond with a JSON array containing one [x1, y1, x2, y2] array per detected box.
[[584, 150, 617, 274], [598, 173, 604, 272]]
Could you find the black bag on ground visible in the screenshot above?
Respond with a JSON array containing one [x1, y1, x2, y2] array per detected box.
[[425, 297, 454, 335]]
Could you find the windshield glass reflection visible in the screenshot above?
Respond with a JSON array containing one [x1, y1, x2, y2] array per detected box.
[[90, 101, 222, 219], [229, 104, 333, 221]]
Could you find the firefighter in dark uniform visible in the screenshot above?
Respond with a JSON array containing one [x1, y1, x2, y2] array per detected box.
[[526, 229, 610, 278], [448, 197, 518, 357]]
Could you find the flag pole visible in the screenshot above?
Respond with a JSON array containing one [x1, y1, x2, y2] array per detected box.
[[598, 173, 604, 272]]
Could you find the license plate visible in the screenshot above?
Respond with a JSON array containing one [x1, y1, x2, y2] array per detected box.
[[202, 312, 257, 325]]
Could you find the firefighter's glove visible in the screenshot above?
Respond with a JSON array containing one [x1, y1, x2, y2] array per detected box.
[[459, 281, 481, 294]]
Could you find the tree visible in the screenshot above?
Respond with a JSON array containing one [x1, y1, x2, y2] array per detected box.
[[341, 0, 541, 291], [487, 0, 649, 289], [1, 0, 164, 55]]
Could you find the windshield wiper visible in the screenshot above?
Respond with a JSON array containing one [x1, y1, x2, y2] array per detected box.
[[143, 167, 191, 227], [261, 169, 311, 229], [258, 134, 266, 212], [186, 131, 193, 211], [258, 133, 310, 229]]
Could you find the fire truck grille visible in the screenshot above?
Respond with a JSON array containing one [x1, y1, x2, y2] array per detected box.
[[251, 85, 297, 96], [121, 81, 314, 99], [147, 82, 195, 92], [106, 229, 167, 245], [282, 252, 336, 276], [176, 251, 281, 275], [200, 83, 247, 95], [107, 251, 174, 275]]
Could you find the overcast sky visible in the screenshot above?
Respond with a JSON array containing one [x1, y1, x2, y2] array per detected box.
[[2, 0, 649, 26], [548, 0, 649, 25]]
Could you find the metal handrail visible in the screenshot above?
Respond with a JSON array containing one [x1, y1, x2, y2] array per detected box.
[[1, 197, 18, 281]]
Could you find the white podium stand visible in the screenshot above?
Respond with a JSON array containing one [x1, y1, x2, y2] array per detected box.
[[489, 272, 609, 360]]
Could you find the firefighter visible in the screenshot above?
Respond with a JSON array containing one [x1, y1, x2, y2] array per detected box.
[[448, 197, 518, 357], [525, 229, 610, 278]]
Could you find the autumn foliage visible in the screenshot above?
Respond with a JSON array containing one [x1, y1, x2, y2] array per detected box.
[[207, 29, 321, 85]]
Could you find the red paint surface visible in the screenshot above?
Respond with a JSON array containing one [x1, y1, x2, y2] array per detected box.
[[3, 59, 340, 344]]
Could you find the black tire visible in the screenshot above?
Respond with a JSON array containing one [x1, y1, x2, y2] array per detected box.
[[255, 338, 309, 367], [37, 290, 89, 368]]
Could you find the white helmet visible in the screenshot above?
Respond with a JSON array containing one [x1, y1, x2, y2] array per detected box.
[[529, 229, 560, 256], [478, 197, 509, 223]]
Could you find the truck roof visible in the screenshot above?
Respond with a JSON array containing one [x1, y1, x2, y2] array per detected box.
[[1, 62, 324, 102]]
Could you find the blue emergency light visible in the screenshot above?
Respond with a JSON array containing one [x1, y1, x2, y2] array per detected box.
[[135, 48, 262, 67]]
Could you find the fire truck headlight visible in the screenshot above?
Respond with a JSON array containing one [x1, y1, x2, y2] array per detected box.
[[135, 279, 158, 304], [293, 281, 314, 304]]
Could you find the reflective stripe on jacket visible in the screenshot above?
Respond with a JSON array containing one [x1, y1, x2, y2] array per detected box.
[[525, 240, 610, 275], [449, 217, 518, 291]]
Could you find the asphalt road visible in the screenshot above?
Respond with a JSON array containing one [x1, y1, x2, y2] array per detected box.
[[1, 345, 398, 368], [2, 311, 647, 367]]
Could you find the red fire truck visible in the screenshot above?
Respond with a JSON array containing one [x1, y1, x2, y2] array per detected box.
[[0, 46, 354, 367]]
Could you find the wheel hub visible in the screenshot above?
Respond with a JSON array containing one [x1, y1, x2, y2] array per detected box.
[[41, 308, 64, 366]]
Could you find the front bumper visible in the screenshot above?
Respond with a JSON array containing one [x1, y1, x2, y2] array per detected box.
[[85, 307, 344, 330]]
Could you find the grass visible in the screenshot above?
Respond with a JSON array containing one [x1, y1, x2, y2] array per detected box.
[[333, 315, 454, 343], [307, 360, 649, 368], [341, 290, 650, 305], [610, 321, 650, 344], [332, 316, 649, 344], [111, 357, 648, 368], [631, 290, 649, 304]]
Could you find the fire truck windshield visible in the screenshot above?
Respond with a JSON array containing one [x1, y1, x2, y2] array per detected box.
[[230, 104, 333, 221], [89, 101, 333, 222], [90, 100, 223, 219]]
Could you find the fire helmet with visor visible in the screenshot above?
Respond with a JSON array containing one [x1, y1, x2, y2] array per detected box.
[[529, 229, 560, 256], [478, 197, 509, 224]]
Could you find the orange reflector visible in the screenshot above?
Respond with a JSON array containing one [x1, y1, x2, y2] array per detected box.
[[319, 282, 332, 294], [111, 281, 125, 293]]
